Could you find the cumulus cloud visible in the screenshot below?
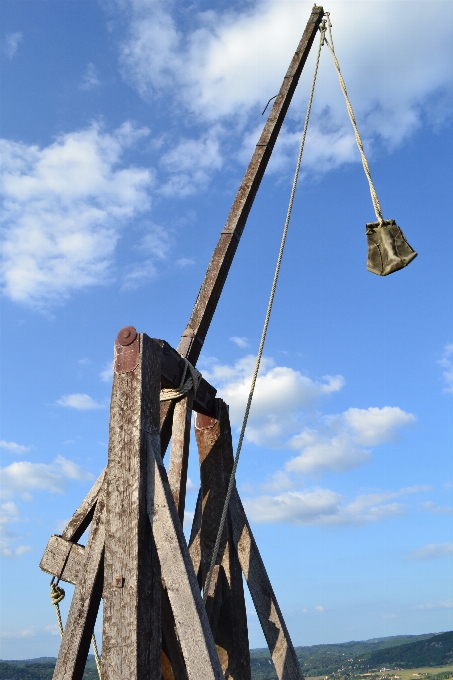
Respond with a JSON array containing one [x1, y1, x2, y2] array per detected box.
[[0, 440, 30, 454], [202, 354, 344, 447], [439, 343, 453, 393], [56, 393, 105, 410], [287, 406, 416, 475], [0, 121, 154, 307], [201, 356, 414, 477], [3, 32, 22, 60], [115, 0, 453, 178], [0, 456, 93, 499], [0, 457, 91, 556], [408, 542, 453, 560], [244, 485, 425, 526]]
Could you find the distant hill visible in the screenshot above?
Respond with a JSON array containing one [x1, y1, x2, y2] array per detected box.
[[1, 633, 451, 680], [0, 656, 98, 680], [357, 631, 453, 670], [249, 632, 451, 679]]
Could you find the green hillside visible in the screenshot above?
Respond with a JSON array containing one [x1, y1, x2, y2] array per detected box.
[[358, 632, 453, 670], [1, 633, 451, 680]]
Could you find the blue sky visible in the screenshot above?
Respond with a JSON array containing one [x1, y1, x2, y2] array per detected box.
[[0, 0, 452, 661]]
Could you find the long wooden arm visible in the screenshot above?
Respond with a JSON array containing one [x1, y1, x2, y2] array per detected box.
[[177, 6, 324, 364]]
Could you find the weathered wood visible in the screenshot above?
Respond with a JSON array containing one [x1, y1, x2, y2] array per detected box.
[[229, 488, 303, 680], [167, 394, 193, 523], [161, 585, 190, 680], [195, 401, 251, 679], [177, 7, 324, 364], [52, 492, 105, 680], [40, 535, 85, 586], [61, 470, 105, 543], [188, 489, 203, 583], [147, 432, 224, 680], [102, 333, 162, 680]]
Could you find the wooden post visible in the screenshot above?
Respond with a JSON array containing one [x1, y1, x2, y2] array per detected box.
[[167, 394, 194, 523], [195, 400, 251, 680], [102, 333, 162, 679]]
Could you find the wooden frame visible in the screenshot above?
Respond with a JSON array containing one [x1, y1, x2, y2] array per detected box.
[[40, 8, 325, 678]]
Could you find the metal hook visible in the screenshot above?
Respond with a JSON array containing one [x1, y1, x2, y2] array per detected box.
[[262, 95, 277, 115]]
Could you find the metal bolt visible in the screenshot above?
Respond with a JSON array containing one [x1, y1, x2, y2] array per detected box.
[[117, 326, 137, 346]]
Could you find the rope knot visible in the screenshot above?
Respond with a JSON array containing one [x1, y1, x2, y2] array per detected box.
[[50, 582, 65, 606]]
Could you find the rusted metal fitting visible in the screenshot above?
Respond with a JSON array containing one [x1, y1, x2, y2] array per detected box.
[[117, 326, 137, 346]]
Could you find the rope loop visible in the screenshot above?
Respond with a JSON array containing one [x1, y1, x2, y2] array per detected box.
[[160, 356, 202, 402]]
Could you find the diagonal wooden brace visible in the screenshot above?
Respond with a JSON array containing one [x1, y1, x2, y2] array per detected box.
[[52, 489, 106, 680], [229, 488, 303, 680], [147, 430, 224, 680]]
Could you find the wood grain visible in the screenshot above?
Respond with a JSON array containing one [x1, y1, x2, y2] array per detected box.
[[52, 490, 105, 680], [40, 535, 85, 586], [195, 400, 251, 679], [147, 434, 223, 680], [102, 333, 162, 680], [61, 470, 105, 543], [167, 394, 193, 524], [229, 488, 303, 680]]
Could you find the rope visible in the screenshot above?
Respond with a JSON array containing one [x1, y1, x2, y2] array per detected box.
[[323, 13, 384, 224], [202, 22, 326, 605], [160, 356, 202, 402], [50, 577, 102, 678]]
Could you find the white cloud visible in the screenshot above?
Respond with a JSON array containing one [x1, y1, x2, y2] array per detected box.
[[201, 355, 414, 476], [244, 485, 425, 526], [423, 501, 453, 515], [202, 354, 344, 448], [0, 456, 93, 499], [439, 343, 453, 393], [79, 62, 100, 90], [230, 336, 249, 348], [57, 393, 105, 410], [286, 406, 415, 475], [116, 0, 453, 178], [121, 222, 173, 289], [408, 542, 453, 560], [0, 439, 30, 454], [3, 32, 22, 60], [0, 121, 154, 307], [100, 361, 114, 382], [158, 127, 223, 197]]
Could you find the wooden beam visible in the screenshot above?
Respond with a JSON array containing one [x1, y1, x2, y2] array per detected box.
[[177, 7, 324, 364], [52, 491, 106, 680], [147, 432, 224, 680], [61, 470, 105, 543], [229, 488, 303, 680], [101, 333, 162, 680], [194, 401, 251, 679], [167, 394, 193, 523], [40, 535, 84, 586]]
